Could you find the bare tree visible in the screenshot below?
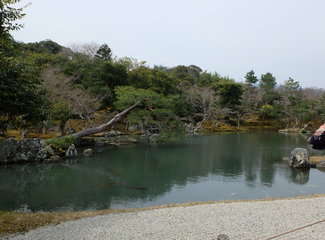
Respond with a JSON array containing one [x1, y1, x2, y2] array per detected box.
[[241, 84, 262, 111], [42, 67, 100, 134], [115, 57, 147, 72], [302, 87, 325, 101], [68, 42, 100, 57], [183, 85, 230, 124]]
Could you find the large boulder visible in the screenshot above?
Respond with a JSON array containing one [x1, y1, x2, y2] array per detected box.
[[289, 148, 314, 168], [83, 148, 93, 157], [0, 138, 47, 163], [66, 144, 78, 158]]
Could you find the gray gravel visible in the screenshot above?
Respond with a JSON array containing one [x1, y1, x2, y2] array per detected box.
[[3, 197, 325, 240]]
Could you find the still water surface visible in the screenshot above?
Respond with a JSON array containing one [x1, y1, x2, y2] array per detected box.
[[1, 133, 325, 212]]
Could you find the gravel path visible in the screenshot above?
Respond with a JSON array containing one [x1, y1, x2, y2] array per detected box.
[[3, 197, 325, 240]]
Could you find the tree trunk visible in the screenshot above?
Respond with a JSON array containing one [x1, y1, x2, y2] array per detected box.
[[42, 120, 48, 134], [60, 123, 66, 136], [21, 128, 27, 139], [70, 102, 140, 139], [237, 114, 241, 129]]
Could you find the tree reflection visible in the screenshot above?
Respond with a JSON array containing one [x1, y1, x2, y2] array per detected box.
[[0, 133, 311, 211]]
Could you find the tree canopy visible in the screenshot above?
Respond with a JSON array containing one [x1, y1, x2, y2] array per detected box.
[[114, 86, 184, 144], [0, 0, 48, 133]]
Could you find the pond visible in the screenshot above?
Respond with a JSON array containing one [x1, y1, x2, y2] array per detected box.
[[1, 132, 325, 212]]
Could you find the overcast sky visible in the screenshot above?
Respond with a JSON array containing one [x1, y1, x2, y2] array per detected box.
[[12, 0, 325, 87]]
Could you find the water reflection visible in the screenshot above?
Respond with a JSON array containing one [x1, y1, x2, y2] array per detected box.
[[0, 133, 324, 212], [289, 168, 310, 185]]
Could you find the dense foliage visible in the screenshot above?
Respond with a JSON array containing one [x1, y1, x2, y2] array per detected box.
[[0, 0, 49, 135], [1, 0, 325, 138]]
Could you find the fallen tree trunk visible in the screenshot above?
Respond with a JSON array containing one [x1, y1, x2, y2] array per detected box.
[[70, 102, 140, 139]]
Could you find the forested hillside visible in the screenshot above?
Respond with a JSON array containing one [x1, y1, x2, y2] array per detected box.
[[1, 0, 325, 139]]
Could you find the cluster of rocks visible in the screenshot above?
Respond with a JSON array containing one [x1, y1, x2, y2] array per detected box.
[[0, 129, 139, 164], [78, 130, 138, 147], [0, 138, 82, 164], [278, 125, 308, 134], [0, 138, 47, 164]]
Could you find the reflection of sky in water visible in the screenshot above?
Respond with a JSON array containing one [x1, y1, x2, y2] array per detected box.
[[0, 133, 325, 212], [110, 167, 324, 209]]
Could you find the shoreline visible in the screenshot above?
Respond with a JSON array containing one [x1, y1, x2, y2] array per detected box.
[[1, 194, 325, 238], [2, 194, 325, 240]]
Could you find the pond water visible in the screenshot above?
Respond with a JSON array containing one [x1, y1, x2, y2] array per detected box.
[[1, 133, 325, 212]]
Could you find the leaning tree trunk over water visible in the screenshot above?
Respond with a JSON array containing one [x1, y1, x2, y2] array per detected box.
[[70, 102, 140, 139]]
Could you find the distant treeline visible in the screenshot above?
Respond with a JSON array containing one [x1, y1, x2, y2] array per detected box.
[[2, 38, 325, 136]]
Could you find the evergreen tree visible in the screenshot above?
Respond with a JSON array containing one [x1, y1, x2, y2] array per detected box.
[[244, 70, 258, 85]]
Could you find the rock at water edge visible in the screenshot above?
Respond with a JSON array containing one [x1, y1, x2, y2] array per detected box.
[[149, 134, 160, 143], [66, 144, 78, 158], [83, 148, 93, 156], [289, 148, 312, 168], [47, 155, 62, 162], [0, 138, 47, 163]]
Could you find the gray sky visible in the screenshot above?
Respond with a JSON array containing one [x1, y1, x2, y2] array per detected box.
[[12, 0, 325, 87]]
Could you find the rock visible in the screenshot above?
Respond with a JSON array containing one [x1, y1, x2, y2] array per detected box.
[[116, 137, 138, 145], [149, 134, 160, 143], [45, 145, 55, 156], [193, 121, 204, 134], [67, 128, 76, 134], [36, 144, 57, 160], [66, 144, 78, 158], [316, 161, 325, 169], [94, 138, 114, 147], [279, 128, 305, 133], [217, 234, 230, 240], [47, 144, 65, 157], [83, 148, 93, 156], [35, 147, 48, 160], [128, 125, 140, 131], [0, 138, 47, 163], [105, 130, 122, 137], [48, 155, 62, 162], [185, 123, 195, 133], [289, 148, 313, 168]]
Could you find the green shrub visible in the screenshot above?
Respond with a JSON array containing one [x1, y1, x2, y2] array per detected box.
[[47, 136, 76, 149]]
